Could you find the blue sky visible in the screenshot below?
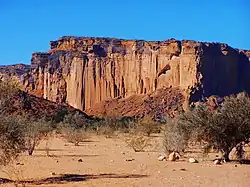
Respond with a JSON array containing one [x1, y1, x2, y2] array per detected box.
[[0, 0, 249, 65]]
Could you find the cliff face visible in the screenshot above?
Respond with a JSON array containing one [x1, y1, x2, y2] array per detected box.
[[23, 36, 250, 112]]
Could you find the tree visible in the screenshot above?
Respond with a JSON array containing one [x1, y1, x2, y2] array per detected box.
[[24, 118, 52, 156], [164, 92, 250, 161], [0, 116, 26, 166]]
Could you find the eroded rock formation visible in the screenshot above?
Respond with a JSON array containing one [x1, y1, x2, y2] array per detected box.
[[20, 36, 250, 114]]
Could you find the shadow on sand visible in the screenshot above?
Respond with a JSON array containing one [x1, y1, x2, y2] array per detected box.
[[0, 173, 148, 185], [33, 154, 100, 158]]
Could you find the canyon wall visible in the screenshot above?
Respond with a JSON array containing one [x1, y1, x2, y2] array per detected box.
[[22, 37, 250, 111]]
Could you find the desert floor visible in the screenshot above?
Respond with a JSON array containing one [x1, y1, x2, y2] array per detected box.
[[0, 134, 250, 187]]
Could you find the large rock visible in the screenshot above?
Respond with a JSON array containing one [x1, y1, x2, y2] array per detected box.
[[9, 37, 250, 114]]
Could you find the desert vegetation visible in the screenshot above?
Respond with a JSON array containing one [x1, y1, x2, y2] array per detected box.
[[0, 79, 250, 186], [25, 118, 52, 155], [0, 116, 26, 166], [163, 93, 250, 161]]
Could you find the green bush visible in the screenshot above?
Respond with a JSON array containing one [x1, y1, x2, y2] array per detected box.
[[59, 113, 89, 145], [24, 118, 52, 155], [163, 92, 250, 161], [61, 124, 87, 146], [133, 117, 160, 137], [52, 108, 69, 123], [0, 116, 26, 166], [63, 112, 88, 130]]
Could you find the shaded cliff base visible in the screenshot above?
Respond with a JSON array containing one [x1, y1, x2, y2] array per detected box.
[[86, 87, 185, 120]]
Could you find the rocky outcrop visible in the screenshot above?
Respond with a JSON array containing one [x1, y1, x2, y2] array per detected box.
[[20, 36, 250, 113]]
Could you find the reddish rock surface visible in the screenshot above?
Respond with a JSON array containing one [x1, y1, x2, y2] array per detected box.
[[1, 89, 90, 121], [1, 37, 250, 118], [86, 86, 184, 119]]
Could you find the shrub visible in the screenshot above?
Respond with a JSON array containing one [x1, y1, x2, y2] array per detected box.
[[163, 92, 250, 161], [125, 132, 152, 152], [97, 125, 115, 138], [163, 119, 187, 155], [59, 112, 89, 145], [63, 112, 88, 130], [133, 117, 160, 137], [0, 116, 26, 166], [24, 119, 52, 156], [0, 79, 19, 114], [95, 118, 117, 138], [52, 108, 69, 123], [61, 124, 87, 146]]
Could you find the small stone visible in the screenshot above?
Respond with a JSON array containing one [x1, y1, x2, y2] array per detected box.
[[78, 159, 83, 162], [158, 155, 166, 161], [125, 158, 135, 162], [180, 168, 186, 171], [51, 172, 56, 175], [189, 158, 198, 163], [121, 152, 125, 155], [168, 152, 180, 161], [110, 160, 114, 162], [213, 159, 221, 165]]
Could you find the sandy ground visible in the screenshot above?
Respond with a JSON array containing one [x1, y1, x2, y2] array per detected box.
[[0, 134, 250, 187]]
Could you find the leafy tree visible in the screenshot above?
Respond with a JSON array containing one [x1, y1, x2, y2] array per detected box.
[[0, 116, 26, 166], [164, 92, 250, 161], [25, 118, 52, 155]]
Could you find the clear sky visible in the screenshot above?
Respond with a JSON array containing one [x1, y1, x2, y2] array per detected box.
[[0, 0, 249, 65]]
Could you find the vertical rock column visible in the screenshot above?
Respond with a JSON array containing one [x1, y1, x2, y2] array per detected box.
[[66, 57, 85, 110]]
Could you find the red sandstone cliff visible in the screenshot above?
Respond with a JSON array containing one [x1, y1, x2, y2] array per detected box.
[[15, 36, 250, 116]]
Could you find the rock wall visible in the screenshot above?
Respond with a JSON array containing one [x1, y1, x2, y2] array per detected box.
[[24, 36, 250, 111]]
